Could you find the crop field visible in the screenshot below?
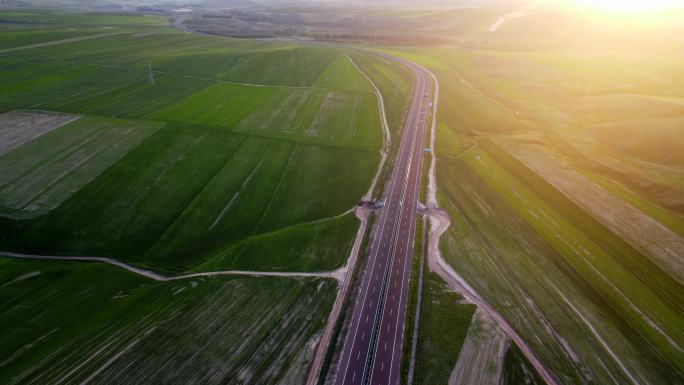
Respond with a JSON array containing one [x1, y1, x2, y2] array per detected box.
[[3, 125, 378, 273], [494, 137, 684, 283], [346, 51, 415, 137], [436, 151, 683, 384], [388, 7, 684, 383], [0, 115, 163, 219], [155, 85, 380, 147], [0, 9, 419, 384], [0, 257, 336, 385], [413, 273, 475, 385], [0, 9, 414, 276]]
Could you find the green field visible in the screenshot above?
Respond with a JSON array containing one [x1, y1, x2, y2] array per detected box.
[[0, 10, 412, 274], [0, 257, 336, 385], [7, 5, 682, 385], [0, 10, 419, 385], [0, 115, 163, 219], [413, 273, 475, 385], [390, 6, 684, 385]]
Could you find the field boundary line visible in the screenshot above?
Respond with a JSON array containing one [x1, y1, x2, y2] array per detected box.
[[0, 33, 125, 54], [0, 252, 341, 281]]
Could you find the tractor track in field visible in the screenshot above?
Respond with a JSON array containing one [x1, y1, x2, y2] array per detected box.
[[0, 251, 342, 282]]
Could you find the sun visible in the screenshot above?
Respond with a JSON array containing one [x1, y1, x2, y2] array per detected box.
[[571, 0, 684, 13]]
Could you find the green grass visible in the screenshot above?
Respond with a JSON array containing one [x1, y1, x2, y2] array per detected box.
[[203, 213, 360, 272], [154, 83, 381, 147], [312, 52, 374, 92], [150, 82, 277, 128], [0, 257, 336, 385], [3, 124, 242, 267], [413, 273, 475, 385], [479, 139, 683, 310]]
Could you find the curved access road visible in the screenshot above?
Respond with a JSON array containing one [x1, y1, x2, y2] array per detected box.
[[335, 55, 432, 385]]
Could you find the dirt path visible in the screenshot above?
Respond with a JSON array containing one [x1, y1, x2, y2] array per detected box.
[[0, 33, 124, 54], [305, 55, 391, 385], [0, 252, 340, 282], [420, 68, 560, 385]]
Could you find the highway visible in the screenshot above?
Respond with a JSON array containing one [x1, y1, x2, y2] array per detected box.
[[335, 56, 432, 385]]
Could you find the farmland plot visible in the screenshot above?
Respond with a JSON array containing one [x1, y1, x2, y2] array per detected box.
[[495, 137, 684, 283], [7, 33, 337, 87], [436, 150, 684, 385], [0, 257, 336, 385], [150, 82, 276, 130], [156, 45, 338, 87], [0, 115, 163, 219], [284, 89, 378, 147], [312, 53, 375, 92], [257, 144, 378, 231], [0, 59, 211, 120], [235, 90, 311, 134], [5, 128, 376, 273], [303, 91, 369, 145], [141, 138, 376, 272], [6, 124, 243, 267], [0, 110, 79, 156], [345, 52, 414, 136], [157, 84, 380, 148]]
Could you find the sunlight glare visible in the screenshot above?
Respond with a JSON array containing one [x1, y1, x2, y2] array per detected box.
[[571, 0, 684, 13]]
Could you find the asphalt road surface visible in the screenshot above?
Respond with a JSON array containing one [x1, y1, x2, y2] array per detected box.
[[335, 56, 432, 385]]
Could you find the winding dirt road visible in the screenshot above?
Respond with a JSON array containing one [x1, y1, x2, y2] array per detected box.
[[0, 251, 341, 282]]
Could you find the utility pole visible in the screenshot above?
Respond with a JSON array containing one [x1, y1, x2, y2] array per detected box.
[[147, 61, 155, 85]]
